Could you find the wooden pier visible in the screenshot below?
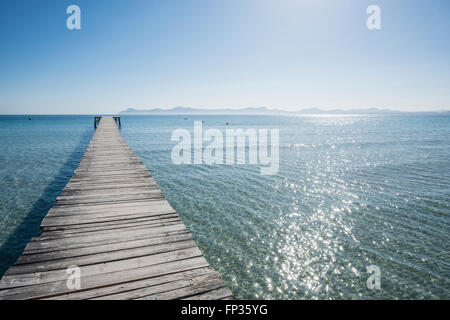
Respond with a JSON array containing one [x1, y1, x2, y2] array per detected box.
[[0, 117, 233, 300]]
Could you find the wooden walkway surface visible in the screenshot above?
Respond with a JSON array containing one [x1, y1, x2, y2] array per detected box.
[[0, 117, 233, 300]]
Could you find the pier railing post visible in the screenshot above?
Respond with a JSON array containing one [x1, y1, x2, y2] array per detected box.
[[113, 116, 121, 128], [94, 116, 102, 129]]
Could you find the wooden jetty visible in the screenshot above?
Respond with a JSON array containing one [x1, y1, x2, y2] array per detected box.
[[0, 117, 233, 300]]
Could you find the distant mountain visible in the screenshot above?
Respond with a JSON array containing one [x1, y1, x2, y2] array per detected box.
[[120, 106, 288, 115], [120, 106, 448, 115]]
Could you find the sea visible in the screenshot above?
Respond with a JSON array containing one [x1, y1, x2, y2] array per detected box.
[[0, 114, 448, 299]]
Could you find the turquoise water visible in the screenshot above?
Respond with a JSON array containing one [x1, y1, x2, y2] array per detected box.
[[0, 114, 449, 299], [0, 116, 93, 276]]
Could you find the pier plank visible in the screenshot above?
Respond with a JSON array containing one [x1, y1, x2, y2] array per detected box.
[[0, 257, 210, 300]]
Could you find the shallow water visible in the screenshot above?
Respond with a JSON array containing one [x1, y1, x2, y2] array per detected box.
[[0, 114, 449, 299], [0, 115, 93, 276]]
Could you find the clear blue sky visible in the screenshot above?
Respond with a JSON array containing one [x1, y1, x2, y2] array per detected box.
[[0, 0, 449, 114]]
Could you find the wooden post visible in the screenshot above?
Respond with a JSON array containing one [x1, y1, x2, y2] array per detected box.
[[113, 116, 121, 128], [94, 116, 102, 129]]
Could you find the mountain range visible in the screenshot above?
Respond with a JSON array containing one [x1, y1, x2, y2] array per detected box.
[[120, 106, 449, 115]]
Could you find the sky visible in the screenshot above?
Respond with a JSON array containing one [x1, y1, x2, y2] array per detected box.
[[0, 0, 449, 114]]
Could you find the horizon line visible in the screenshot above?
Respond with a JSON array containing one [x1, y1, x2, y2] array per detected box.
[[1, 109, 450, 116]]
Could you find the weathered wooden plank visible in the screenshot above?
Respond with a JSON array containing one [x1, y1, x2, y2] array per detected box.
[[46, 267, 217, 300], [56, 190, 164, 203], [0, 247, 203, 288], [62, 183, 158, 193], [137, 278, 228, 300], [56, 188, 162, 200], [41, 212, 178, 230], [6, 240, 197, 275], [42, 209, 177, 226], [35, 222, 187, 242], [39, 218, 182, 237], [23, 230, 191, 256], [53, 194, 165, 206], [40, 217, 182, 237], [0, 257, 209, 300], [16, 233, 194, 265], [71, 174, 152, 181], [46, 199, 171, 215], [93, 273, 222, 300]]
